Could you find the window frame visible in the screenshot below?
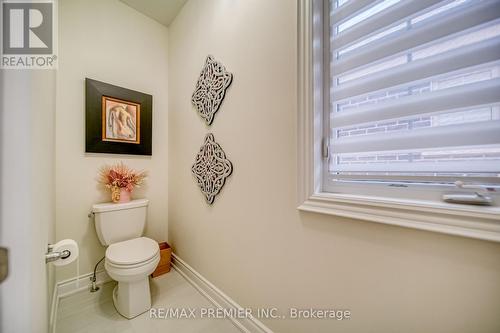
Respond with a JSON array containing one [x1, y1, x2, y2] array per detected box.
[[297, 0, 500, 242]]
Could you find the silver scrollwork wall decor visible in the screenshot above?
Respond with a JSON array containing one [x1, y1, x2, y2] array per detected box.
[[191, 133, 233, 205], [191, 55, 233, 126]]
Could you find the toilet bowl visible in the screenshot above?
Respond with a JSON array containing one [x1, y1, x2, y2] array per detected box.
[[105, 237, 160, 319], [92, 199, 159, 320]]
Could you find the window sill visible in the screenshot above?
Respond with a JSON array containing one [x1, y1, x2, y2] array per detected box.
[[298, 192, 500, 242]]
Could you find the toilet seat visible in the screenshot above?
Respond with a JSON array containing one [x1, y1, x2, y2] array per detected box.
[[106, 252, 159, 269], [106, 237, 159, 266]]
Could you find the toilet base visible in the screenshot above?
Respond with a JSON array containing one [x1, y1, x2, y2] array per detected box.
[[112, 277, 152, 319]]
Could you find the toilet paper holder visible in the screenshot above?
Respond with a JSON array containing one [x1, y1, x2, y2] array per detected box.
[[45, 244, 71, 263]]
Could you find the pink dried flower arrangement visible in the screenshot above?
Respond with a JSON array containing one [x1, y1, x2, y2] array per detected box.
[[98, 162, 147, 202]]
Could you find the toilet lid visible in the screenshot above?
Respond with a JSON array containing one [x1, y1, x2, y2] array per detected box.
[[106, 237, 159, 265]]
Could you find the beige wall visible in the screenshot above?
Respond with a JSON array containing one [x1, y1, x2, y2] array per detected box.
[[55, 0, 169, 281], [167, 1, 500, 332]]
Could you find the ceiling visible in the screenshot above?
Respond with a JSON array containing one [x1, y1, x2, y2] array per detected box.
[[120, 0, 187, 27]]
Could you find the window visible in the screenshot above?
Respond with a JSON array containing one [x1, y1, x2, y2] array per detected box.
[[298, 0, 500, 241]]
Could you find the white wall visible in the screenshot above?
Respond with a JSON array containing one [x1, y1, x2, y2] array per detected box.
[[55, 0, 169, 281], [167, 1, 500, 332], [0, 70, 55, 332]]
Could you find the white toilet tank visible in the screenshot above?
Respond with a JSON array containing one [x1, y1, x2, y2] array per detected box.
[[92, 199, 149, 246]]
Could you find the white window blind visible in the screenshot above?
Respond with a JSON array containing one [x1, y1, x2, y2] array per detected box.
[[328, 0, 500, 180]]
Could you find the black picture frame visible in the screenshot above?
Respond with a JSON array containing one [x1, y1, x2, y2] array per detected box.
[[85, 78, 152, 155]]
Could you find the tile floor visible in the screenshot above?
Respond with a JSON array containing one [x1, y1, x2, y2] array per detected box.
[[55, 269, 241, 333]]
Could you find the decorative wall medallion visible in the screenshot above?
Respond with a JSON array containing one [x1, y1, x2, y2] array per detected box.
[[191, 133, 233, 204], [191, 55, 233, 125]]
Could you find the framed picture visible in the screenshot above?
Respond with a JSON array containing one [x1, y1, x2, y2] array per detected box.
[[86, 78, 152, 155]]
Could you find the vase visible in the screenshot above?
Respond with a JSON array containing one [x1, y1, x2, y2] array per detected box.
[[111, 187, 132, 203], [118, 188, 132, 203]]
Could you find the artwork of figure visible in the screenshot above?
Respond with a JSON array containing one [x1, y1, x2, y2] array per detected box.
[[102, 96, 140, 144]]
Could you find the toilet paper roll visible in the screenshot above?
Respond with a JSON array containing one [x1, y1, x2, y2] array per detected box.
[[52, 239, 79, 266]]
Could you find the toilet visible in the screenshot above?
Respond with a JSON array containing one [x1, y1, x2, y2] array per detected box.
[[92, 199, 160, 319]]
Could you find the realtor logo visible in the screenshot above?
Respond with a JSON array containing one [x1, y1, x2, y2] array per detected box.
[[1, 0, 57, 69]]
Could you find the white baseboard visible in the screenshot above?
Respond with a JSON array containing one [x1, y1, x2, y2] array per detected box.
[[49, 269, 111, 333], [56, 269, 111, 298], [171, 253, 274, 333]]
